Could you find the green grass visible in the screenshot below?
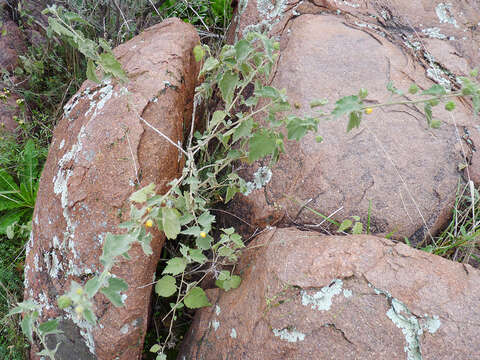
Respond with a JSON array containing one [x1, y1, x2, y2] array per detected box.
[[422, 181, 480, 265]]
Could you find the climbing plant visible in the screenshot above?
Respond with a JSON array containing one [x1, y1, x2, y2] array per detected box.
[[7, 20, 480, 359]]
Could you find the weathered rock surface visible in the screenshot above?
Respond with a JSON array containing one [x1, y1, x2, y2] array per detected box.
[[227, 3, 480, 242], [179, 228, 480, 359], [0, 19, 26, 71], [23, 18, 199, 359], [0, 18, 26, 133]]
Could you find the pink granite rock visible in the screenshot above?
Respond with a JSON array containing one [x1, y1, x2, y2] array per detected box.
[[226, 3, 479, 243], [23, 18, 199, 359], [179, 227, 480, 359]]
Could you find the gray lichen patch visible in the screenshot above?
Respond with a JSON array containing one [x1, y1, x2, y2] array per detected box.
[[369, 283, 442, 360], [230, 328, 237, 339], [301, 279, 343, 311], [422, 27, 447, 40], [240, 0, 289, 38], [435, 3, 459, 28], [272, 327, 305, 342]]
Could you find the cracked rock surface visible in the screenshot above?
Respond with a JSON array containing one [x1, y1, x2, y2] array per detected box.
[[23, 18, 199, 360], [227, 1, 480, 242], [178, 228, 480, 360]]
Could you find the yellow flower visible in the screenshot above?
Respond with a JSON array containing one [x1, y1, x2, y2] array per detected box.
[[75, 305, 84, 315], [365, 108, 373, 115], [199, 231, 207, 238], [76, 288, 83, 295], [145, 219, 153, 228]]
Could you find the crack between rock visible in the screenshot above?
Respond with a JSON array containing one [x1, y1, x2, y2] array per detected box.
[[322, 323, 356, 346]]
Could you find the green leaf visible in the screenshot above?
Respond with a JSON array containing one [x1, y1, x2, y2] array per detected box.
[[216, 274, 241, 291], [347, 111, 362, 132], [248, 130, 277, 162], [254, 86, 280, 99], [352, 222, 363, 234], [150, 344, 161, 353], [85, 276, 101, 298], [0, 209, 28, 234], [286, 116, 318, 141], [235, 39, 252, 62], [100, 233, 134, 267], [83, 308, 97, 325], [430, 119, 442, 129], [86, 59, 100, 83], [199, 57, 219, 76], [331, 95, 362, 119], [162, 207, 181, 240], [422, 84, 446, 96], [196, 235, 211, 250], [225, 185, 238, 203], [424, 103, 432, 125], [219, 71, 239, 106], [198, 211, 215, 230], [338, 219, 353, 232], [48, 17, 75, 38], [189, 249, 207, 264], [386, 81, 403, 95], [408, 84, 419, 94], [99, 52, 127, 82], [21, 312, 36, 342], [193, 44, 205, 62], [233, 118, 253, 143], [100, 277, 128, 307], [209, 110, 226, 130], [130, 183, 155, 203], [162, 257, 187, 276], [38, 319, 60, 335], [137, 227, 153, 255], [155, 275, 177, 297], [184, 287, 211, 309], [310, 99, 328, 108], [445, 101, 456, 111], [181, 225, 201, 236], [19, 139, 38, 197]]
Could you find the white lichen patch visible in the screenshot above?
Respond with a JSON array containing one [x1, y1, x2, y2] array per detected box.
[[335, 0, 360, 8], [59, 139, 65, 150], [301, 279, 343, 311], [242, 166, 272, 195], [120, 324, 129, 334], [52, 235, 60, 248], [211, 319, 220, 331], [230, 328, 237, 339], [343, 289, 353, 298], [272, 327, 305, 342], [49, 251, 63, 278], [215, 305, 221, 316], [422, 27, 447, 39], [435, 3, 459, 28], [370, 283, 442, 360], [421, 315, 441, 334], [241, 0, 289, 38], [386, 298, 422, 360], [64, 309, 96, 355]]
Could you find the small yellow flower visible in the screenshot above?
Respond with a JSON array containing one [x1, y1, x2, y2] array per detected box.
[[199, 231, 207, 238], [145, 219, 153, 228], [365, 108, 373, 115], [75, 305, 84, 315], [146, 207, 152, 213], [76, 288, 83, 295]]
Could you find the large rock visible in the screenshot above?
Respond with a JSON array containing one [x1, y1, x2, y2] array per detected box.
[[227, 4, 479, 242], [179, 228, 480, 359], [23, 18, 199, 359], [0, 19, 26, 71], [0, 18, 26, 133]]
